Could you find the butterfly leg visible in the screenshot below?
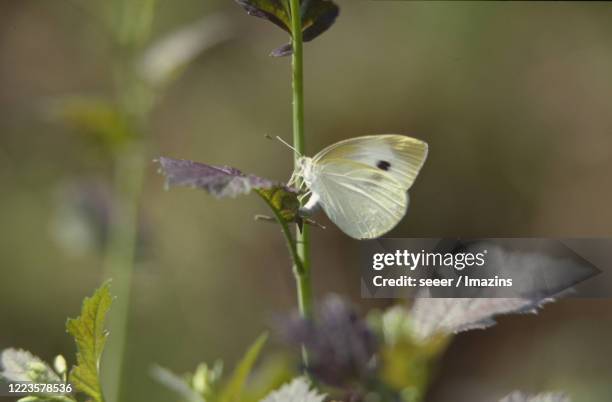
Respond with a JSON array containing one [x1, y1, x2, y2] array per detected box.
[[297, 189, 311, 204], [303, 217, 326, 230], [288, 169, 306, 189], [287, 171, 298, 187]]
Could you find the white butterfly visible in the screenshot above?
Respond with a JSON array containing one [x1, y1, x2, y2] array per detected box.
[[289, 134, 428, 240]]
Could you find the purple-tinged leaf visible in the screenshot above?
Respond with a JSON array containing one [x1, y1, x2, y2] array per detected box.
[[270, 43, 293, 57], [235, 0, 289, 33], [235, 0, 339, 57], [500, 392, 571, 402], [409, 295, 555, 341], [157, 157, 285, 198], [277, 295, 378, 387], [157, 157, 302, 224], [302, 0, 339, 42]]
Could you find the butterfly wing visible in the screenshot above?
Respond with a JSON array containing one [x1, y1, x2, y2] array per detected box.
[[310, 159, 409, 239], [309, 135, 428, 239], [313, 134, 428, 190]]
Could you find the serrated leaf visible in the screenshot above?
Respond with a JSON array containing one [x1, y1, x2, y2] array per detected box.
[[259, 377, 325, 402], [410, 295, 554, 341], [157, 157, 297, 200], [217, 333, 268, 402], [235, 0, 339, 56], [0, 349, 60, 383], [500, 392, 571, 402], [66, 282, 113, 402]]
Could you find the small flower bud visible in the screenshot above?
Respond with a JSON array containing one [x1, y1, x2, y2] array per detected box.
[[54, 355, 67, 376]]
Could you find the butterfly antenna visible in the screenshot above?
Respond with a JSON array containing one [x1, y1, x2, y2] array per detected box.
[[275, 136, 302, 157]]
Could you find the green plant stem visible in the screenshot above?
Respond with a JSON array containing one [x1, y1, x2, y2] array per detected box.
[[256, 192, 304, 275], [288, 0, 314, 369], [104, 16, 156, 402]]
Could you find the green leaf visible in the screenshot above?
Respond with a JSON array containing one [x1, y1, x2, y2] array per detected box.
[[367, 307, 450, 399], [46, 96, 132, 149], [235, 0, 339, 56], [217, 333, 268, 402], [255, 187, 300, 223], [192, 361, 223, 401], [66, 282, 113, 402], [238, 355, 294, 402], [0, 349, 60, 383]]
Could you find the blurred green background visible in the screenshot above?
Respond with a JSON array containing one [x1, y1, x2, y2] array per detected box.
[[1, 1, 612, 401]]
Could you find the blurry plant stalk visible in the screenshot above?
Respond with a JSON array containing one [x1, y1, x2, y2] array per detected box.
[[103, 2, 158, 402]]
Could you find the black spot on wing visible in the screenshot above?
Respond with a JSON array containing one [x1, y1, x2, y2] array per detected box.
[[377, 160, 391, 171]]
